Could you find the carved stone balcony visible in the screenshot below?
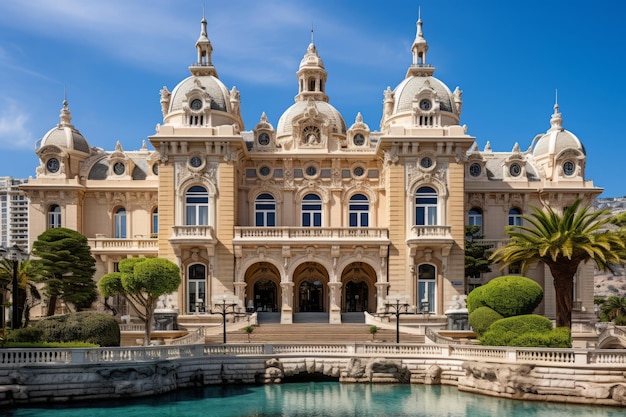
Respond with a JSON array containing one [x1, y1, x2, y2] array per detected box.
[[169, 225, 217, 257], [88, 235, 159, 258], [233, 227, 389, 247], [406, 225, 454, 257]]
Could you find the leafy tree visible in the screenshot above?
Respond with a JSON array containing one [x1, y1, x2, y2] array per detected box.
[[599, 296, 626, 323], [29, 228, 97, 316], [464, 225, 492, 282], [98, 257, 180, 345], [491, 199, 624, 328]]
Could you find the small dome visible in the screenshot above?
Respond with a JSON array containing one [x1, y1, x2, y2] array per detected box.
[[276, 100, 346, 139], [393, 76, 455, 114], [168, 75, 230, 113], [37, 100, 90, 154], [532, 104, 585, 158]]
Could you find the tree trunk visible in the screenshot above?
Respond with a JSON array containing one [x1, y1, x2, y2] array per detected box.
[[144, 299, 156, 346], [46, 294, 57, 317], [549, 263, 577, 329]]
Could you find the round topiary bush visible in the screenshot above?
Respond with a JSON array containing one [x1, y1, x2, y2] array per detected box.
[[467, 275, 543, 317], [480, 314, 553, 346], [468, 306, 503, 337], [35, 311, 120, 346], [510, 327, 571, 348]]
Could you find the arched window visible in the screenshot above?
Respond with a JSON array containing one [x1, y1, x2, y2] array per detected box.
[[186, 186, 209, 225], [188, 264, 206, 314], [349, 194, 369, 227], [114, 208, 127, 239], [468, 208, 483, 230], [302, 194, 322, 227], [417, 264, 436, 313], [415, 186, 437, 226], [255, 193, 276, 227], [508, 208, 522, 226], [151, 208, 158, 236], [48, 205, 61, 229]]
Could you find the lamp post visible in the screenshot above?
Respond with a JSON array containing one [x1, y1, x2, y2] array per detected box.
[[384, 295, 411, 344], [211, 295, 240, 344], [0, 244, 28, 329]]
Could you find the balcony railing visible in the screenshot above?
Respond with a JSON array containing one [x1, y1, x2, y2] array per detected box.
[[408, 225, 452, 239], [171, 225, 215, 239], [88, 236, 158, 253], [233, 227, 389, 244]]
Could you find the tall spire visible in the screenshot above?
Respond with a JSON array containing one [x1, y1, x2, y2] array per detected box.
[[189, 15, 218, 77], [406, 9, 435, 77], [549, 89, 564, 131], [295, 28, 329, 103]]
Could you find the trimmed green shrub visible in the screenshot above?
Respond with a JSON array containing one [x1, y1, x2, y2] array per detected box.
[[6, 326, 44, 343], [511, 327, 571, 348], [35, 311, 120, 346], [468, 306, 503, 336], [466, 285, 488, 313], [467, 276, 543, 317], [480, 314, 553, 346]]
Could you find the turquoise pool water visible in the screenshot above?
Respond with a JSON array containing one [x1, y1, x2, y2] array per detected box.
[[6, 382, 622, 417]]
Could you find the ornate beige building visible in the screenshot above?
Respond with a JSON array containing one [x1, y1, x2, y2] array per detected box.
[[22, 16, 601, 324]]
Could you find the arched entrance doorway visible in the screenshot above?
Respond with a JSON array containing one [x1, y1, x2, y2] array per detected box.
[[293, 262, 329, 313], [345, 281, 368, 312], [341, 262, 376, 313], [244, 262, 281, 313], [253, 279, 278, 312], [299, 280, 324, 312]]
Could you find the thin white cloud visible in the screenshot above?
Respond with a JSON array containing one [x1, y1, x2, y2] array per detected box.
[[0, 99, 36, 150]]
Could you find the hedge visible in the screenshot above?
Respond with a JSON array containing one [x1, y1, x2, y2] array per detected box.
[[480, 314, 553, 346], [467, 275, 543, 317], [35, 311, 120, 347], [468, 306, 503, 337]]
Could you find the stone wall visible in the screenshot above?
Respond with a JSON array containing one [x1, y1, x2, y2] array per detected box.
[[1, 345, 626, 407]]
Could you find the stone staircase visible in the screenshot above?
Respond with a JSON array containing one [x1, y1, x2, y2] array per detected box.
[[203, 322, 425, 344]]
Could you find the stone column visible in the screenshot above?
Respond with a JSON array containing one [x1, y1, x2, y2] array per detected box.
[[280, 282, 294, 324], [328, 282, 342, 324]]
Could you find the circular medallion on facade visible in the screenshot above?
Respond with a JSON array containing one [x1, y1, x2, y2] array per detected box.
[[509, 163, 521, 177], [353, 166, 365, 177], [420, 156, 433, 169], [305, 165, 317, 176], [190, 156, 203, 168], [152, 163, 159, 175], [419, 99, 432, 111], [46, 158, 60, 173], [563, 161, 575, 176], [353, 133, 365, 146], [190, 99, 203, 110], [113, 162, 125, 175], [469, 163, 481, 177], [259, 165, 271, 177]]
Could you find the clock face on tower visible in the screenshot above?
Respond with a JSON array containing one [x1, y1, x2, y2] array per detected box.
[[190, 99, 203, 110], [113, 162, 125, 175], [46, 158, 60, 173], [258, 132, 270, 146]]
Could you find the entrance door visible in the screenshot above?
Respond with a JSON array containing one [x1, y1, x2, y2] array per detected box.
[[254, 279, 277, 312], [299, 280, 324, 312], [344, 281, 368, 312]]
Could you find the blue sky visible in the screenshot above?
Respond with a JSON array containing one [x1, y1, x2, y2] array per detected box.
[[0, 0, 624, 197]]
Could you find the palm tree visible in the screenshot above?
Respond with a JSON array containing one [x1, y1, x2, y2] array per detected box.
[[599, 296, 626, 322], [491, 199, 624, 328], [0, 259, 40, 328]]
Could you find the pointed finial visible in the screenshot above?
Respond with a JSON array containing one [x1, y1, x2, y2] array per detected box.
[[311, 23, 314, 44]]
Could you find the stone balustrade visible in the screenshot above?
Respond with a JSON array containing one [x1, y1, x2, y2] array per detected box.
[[2, 343, 626, 366], [2, 343, 626, 407]]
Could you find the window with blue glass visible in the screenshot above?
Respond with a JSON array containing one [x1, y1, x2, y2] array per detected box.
[[186, 186, 209, 225], [48, 204, 61, 229], [151, 208, 158, 235], [255, 193, 276, 227], [468, 208, 482, 231], [508, 208, 522, 226], [302, 194, 322, 227], [418, 263, 436, 313], [114, 208, 127, 238], [415, 186, 438, 225], [349, 193, 369, 227]]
